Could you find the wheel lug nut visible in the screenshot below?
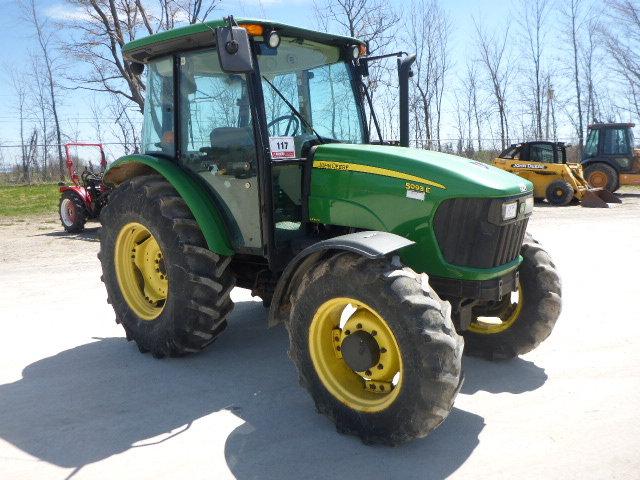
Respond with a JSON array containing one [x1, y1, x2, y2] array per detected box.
[[377, 364, 383, 370], [356, 323, 362, 329], [345, 330, 351, 335], [365, 370, 372, 376], [371, 330, 377, 336], [380, 348, 387, 353]]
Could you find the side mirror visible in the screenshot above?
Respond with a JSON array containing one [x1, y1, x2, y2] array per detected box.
[[216, 26, 254, 73]]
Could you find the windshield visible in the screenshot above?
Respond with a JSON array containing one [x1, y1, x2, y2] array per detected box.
[[258, 38, 365, 145]]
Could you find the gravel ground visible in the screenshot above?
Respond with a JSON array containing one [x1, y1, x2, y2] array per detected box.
[[0, 187, 638, 480]]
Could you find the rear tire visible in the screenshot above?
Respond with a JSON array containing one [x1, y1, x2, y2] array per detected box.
[[545, 180, 574, 206], [59, 191, 87, 233], [98, 174, 235, 358], [463, 233, 561, 360], [286, 253, 463, 445], [584, 163, 619, 192]]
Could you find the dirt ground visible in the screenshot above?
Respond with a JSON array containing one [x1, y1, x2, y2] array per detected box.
[[0, 187, 639, 480]]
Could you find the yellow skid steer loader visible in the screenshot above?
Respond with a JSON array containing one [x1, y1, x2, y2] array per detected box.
[[493, 141, 621, 208]]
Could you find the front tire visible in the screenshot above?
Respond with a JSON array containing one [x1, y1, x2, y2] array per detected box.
[[59, 191, 87, 233], [545, 180, 574, 206], [463, 233, 561, 360], [584, 163, 619, 192], [98, 174, 235, 358], [287, 253, 463, 445]]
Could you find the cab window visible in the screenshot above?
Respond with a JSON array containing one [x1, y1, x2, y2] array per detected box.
[[529, 144, 555, 163], [584, 130, 599, 158], [603, 128, 631, 155], [142, 57, 175, 156], [179, 50, 255, 173]]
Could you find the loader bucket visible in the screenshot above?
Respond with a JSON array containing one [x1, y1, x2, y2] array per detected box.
[[580, 188, 622, 208]]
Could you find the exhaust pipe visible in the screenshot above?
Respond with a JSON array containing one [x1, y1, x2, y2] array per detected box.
[[398, 54, 416, 147]]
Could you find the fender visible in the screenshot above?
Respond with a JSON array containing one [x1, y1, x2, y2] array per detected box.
[[267, 231, 414, 327], [581, 158, 621, 173], [103, 154, 233, 256], [59, 185, 91, 207]]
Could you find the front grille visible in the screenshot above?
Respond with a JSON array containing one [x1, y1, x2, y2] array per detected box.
[[433, 197, 529, 268]]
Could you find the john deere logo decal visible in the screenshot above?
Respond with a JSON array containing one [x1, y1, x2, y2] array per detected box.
[[313, 160, 447, 190], [512, 163, 546, 170]]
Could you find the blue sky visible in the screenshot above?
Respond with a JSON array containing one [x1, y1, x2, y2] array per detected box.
[[0, 0, 515, 160]]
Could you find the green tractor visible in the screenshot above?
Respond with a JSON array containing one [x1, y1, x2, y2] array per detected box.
[[98, 17, 561, 445]]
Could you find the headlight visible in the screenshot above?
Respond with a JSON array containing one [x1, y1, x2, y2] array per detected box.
[[522, 196, 534, 215], [502, 202, 518, 220]]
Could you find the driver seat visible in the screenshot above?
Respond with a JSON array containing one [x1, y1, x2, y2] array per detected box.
[[210, 127, 254, 149]]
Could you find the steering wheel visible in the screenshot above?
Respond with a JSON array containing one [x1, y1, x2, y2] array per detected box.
[[267, 115, 300, 136]]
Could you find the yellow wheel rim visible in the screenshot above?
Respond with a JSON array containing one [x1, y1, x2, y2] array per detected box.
[[114, 222, 168, 321], [588, 171, 608, 188], [308, 297, 403, 413], [469, 283, 523, 334]]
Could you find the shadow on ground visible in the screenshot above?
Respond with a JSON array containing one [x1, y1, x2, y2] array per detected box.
[[0, 300, 546, 479], [36, 226, 100, 242], [461, 357, 547, 394], [616, 192, 640, 198]]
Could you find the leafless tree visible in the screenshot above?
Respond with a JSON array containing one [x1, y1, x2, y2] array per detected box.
[[9, 69, 32, 183], [560, 0, 587, 151], [109, 96, 141, 154], [62, 0, 220, 113], [518, 0, 551, 140], [22, 0, 65, 181], [600, 0, 640, 123], [406, 0, 450, 150], [314, 0, 399, 140], [582, 16, 600, 123], [30, 54, 53, 180], [314, 0, 398, 55], [473, 19, 514, 150]]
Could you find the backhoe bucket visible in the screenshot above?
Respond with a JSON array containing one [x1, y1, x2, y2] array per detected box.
[[580, 188, 621, 208]]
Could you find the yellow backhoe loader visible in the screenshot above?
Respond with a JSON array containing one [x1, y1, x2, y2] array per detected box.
[[493, 141, 621, 208]]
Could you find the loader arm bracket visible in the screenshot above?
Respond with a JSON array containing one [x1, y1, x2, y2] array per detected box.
[[267, 231, 414, 327]]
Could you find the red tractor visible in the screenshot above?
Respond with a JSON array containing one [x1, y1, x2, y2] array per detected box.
[[58, 143, 110, 232]]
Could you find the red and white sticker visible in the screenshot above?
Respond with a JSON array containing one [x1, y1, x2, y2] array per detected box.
[[269, 136, 296, 159]]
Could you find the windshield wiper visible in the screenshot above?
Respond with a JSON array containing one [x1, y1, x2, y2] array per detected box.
[[261, 76, 324, 144]]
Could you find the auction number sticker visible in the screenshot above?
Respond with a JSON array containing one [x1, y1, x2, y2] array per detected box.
[[269, 136, 296, 159]]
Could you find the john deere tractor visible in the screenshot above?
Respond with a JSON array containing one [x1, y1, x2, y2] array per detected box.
[[98, 17, 562, 445]]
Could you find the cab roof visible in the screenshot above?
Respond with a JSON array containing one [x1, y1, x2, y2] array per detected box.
[[124, 18, 365, 63], [588, 122, 635, 129]]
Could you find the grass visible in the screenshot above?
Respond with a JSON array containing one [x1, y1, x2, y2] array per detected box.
[[0, 183, 60, 218]]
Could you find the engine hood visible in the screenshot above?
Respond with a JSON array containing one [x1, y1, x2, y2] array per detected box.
[[312, 143, 533, 197]]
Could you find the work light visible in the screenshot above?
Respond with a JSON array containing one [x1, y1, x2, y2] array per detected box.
[[267, 30, 281, 48]]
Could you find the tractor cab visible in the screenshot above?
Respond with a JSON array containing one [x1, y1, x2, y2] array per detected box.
[[498, 141, 567, 164], [581, 122, 640, 190], [134, 20, 371, 268]]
